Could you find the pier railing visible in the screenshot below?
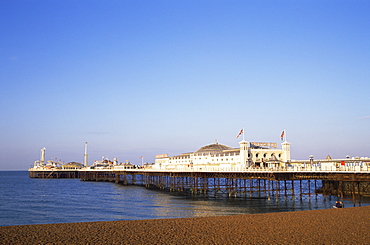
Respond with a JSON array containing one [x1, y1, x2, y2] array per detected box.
[[28, 164, 370, 174], [28, 165, 370, 173], [110, 165, 370, 173]]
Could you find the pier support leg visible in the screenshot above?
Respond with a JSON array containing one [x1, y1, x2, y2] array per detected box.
[[352, 181, 356, 207], [284, 180, 287, 197]]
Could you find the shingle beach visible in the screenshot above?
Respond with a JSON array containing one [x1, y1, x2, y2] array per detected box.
[[1, 206, 369, 244]]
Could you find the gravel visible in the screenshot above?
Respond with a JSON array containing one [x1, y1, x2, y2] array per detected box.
[[1, 206, 369, 244]]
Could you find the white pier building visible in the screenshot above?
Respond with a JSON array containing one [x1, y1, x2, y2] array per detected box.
[[153, 139, 291, 171]]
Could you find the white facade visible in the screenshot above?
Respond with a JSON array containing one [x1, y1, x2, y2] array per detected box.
[[153, 140, 291, 171]]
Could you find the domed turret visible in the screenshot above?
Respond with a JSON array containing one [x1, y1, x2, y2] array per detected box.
[[194, 143, 233, 155]]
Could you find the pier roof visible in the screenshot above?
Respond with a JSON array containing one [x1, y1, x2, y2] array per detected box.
[[194, 143, 234, 154]]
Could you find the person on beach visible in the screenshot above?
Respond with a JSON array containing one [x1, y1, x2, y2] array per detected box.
[[333, 201, 343, 208]]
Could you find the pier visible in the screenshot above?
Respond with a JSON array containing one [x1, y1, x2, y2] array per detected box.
[[77, 167, 370, 203], [28, 141, 370, 203]]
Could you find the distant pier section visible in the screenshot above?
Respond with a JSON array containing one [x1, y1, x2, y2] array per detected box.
[[29, 145, 85, 178]]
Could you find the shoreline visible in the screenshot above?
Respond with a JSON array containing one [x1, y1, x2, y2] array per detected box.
[[1, 206, 369, 244]]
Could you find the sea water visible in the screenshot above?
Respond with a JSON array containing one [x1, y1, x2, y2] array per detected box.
[[0, 171, 368, 226]]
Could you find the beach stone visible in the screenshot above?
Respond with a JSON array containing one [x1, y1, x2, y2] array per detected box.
[[0, 206, 369, 244]]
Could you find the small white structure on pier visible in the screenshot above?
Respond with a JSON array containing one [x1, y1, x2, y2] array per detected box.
[[84, 142, 89, 167], [33, 147, 46, 167]]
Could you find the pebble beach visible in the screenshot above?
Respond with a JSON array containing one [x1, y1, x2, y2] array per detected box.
[[1, 206, 369, 244]]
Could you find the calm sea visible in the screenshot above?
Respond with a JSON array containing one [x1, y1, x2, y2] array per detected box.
[[1, 171, 368, 226]]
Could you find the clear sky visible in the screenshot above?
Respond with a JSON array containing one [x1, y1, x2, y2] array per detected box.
[[1, 0, 369, 170]]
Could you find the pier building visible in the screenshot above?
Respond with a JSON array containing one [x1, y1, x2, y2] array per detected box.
[[153, 140, 291, 171]]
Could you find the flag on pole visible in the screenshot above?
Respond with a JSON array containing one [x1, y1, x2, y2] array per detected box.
[[280, 130, 285, 141], [236, 128, 244, 138]]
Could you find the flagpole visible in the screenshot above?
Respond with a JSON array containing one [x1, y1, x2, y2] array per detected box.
[[284, 129, 287, 142], [242, 127, 245, 141]]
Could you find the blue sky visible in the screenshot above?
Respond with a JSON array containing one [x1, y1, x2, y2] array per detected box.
[[1, 0, 369, 170]]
